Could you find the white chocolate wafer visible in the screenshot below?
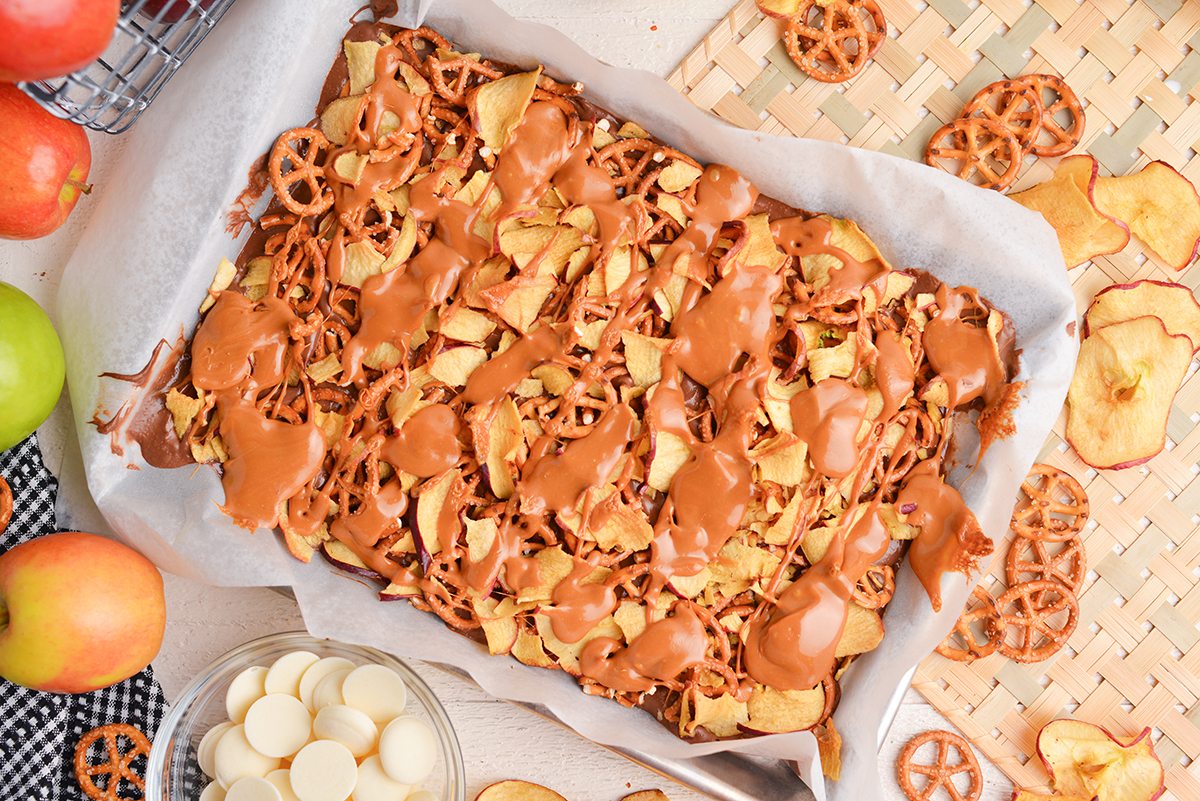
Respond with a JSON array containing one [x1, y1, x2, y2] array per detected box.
[[200, 781, 228, 801], [264, 651, 320, 697], [198, 721, 235, 778], [213, 724, 281, 790], [378, 716, 436, 785], [340, 664, 407, 723], [226, 776, 284, 801], [289, 740, 358, 801], [312, 704, 377, 758], [298, 657, 355, 712], [265, 769, 303, 801], [310, 667, 353, 711], [352, 754, 412, 801], [226, 666, 269, 724], [406, 791, 437, 801], [244, 693, 313, 758]]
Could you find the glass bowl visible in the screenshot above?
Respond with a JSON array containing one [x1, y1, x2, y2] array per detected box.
[[146, 631, 466, 801]]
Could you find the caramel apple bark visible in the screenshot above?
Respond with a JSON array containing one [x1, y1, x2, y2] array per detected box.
[[163, 23, 1017, 740]]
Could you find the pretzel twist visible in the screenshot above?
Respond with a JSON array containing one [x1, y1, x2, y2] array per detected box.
[[73, 723, 151, 801]]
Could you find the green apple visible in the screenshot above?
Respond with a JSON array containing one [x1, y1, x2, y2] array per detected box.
[[0, 282, 65, 453], [0, 531, 166, 693]]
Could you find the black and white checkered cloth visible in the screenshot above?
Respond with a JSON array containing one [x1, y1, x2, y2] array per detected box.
[[0, 435, 169, 801]]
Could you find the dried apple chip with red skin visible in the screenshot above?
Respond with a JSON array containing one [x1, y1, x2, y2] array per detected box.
[[816, 722, 842, 780], [1008, 170, 1128, 268], [1083, 279, 1200, 352], [1066, 316, 1193, 470], [1037, 719, 1165, 801], [1054, 153, 1098, 192], [1092, 161, 1200, 270], [466, 68, 542, 152], [756, 0, 803, 17], [620, 792, 670, 801], [1010, 792, 1091, 801], [474, 780, 568, 801]]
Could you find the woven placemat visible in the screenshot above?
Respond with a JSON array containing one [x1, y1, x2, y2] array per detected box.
[[670, 1, 1200, 797]]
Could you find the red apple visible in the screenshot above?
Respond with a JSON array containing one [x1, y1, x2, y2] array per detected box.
[[0, 531, 166, 693], [136, 0, 218, 23], [0, 83, 92, 240], [0, 0, 120, 83]]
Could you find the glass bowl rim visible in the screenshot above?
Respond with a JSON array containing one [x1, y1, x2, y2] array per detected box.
[[145, 629, 467, 801]]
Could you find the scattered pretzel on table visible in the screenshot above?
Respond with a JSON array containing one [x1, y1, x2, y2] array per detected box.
[[0, 475, 11, 535], [784, 0, 871, 84], [924, 118, 1023, 191], [937, 462, 1090, 665], [896, 729, 983, 801], [775, 0, 888, 84], [1010, 463, 1090, 542], [996, 579, 1080, 663], [1020, 74, 1085, 157], [74, 723, 151, 801], [926, 74, 1086, 190], [1007, 534, 1087, 596], [960, 80, 1044, 154]]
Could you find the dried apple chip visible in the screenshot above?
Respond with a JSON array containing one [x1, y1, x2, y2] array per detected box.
[[1092, 161, 1200, 270], [474, 781, 568, 801], [468, 68, 542, 151], [816, 722, 842, 781], [510, 627, 555, 668], [1037, 719, 1165, 801], [1084, 279, 1200, 352], [685, 688, 749, 737], [344, 40, 381, 95], [834, 602, 884, 657], [320, 95, 365, 147], [1009, 170, 1129, 268], [1066, 316, 1193, 469], [745, 684, 827, 733]]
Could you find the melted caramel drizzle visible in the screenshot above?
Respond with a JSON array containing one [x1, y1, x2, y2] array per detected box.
[[579, 603, 711, 693], [896, 460, 989, 612], [790, 378, 869, 479], [521, 403, 637, 517], [544, 556, 618, 643], [923, 284, 1005, 409], [192, 293, 297, 392], [383, 404, 462, 477], [216, 394, 325, 530]]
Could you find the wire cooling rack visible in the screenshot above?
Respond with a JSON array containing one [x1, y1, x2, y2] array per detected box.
[[17, 0, 238, 134]]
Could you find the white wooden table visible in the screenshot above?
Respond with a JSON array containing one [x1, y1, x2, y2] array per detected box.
[[0, 3, 1015, 799]]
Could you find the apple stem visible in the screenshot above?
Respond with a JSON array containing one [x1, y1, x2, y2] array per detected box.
[[66, 178, 93, 196]]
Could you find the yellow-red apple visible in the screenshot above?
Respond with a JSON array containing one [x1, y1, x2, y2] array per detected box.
[[0, 531, 165, 693], [0, 0, 120, 83], [0, 84, 92, 240]]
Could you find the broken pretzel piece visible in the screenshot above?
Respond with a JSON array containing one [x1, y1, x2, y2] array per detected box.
[[1009, 463, 1089, 543], [0, 475, 10, 535], [935, 586, 1005, 663]]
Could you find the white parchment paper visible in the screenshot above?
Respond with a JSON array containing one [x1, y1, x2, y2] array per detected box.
[[57, 1, 1078, 798]]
